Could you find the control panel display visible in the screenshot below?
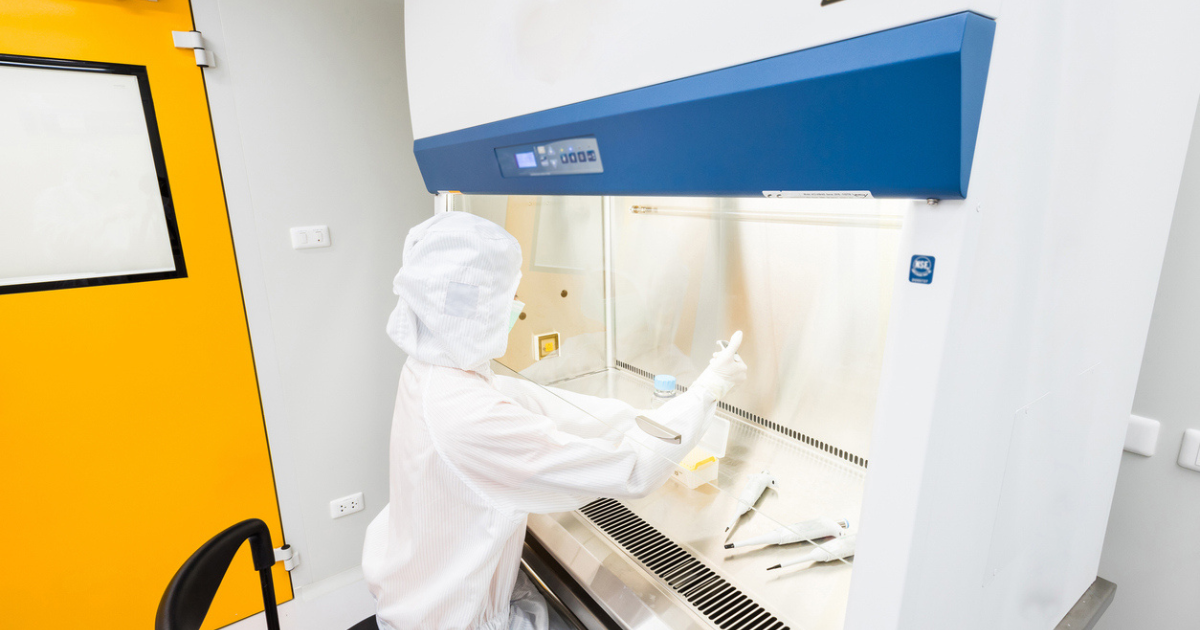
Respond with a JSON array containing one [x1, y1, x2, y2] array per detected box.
[[496, 136, 603, 177]]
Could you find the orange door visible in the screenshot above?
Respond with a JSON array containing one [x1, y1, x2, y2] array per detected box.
[[0, 1, 291, 628]]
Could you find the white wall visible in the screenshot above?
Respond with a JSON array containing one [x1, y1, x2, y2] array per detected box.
[[404, 0, 1001, 139], [1096, 105, 1200, 629], [191, 0, 429, 589]]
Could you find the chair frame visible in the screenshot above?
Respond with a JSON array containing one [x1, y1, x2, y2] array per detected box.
[[155, 518, 281, 630]]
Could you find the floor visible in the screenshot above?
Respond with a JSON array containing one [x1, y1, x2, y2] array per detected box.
[[224, 566, 377, 630]]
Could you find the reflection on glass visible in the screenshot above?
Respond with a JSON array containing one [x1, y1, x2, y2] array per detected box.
[[457, 193, 905, 630], [612, 196, 905, 460], [453, 194, 608, 383]]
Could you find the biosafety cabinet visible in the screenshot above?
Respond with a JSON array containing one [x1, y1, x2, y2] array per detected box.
[[405, 2, 1200, 629]]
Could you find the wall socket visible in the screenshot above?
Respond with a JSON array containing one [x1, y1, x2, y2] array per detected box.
[[329, 492, 364, 519]]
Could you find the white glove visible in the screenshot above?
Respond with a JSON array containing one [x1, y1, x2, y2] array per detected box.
[[692, 330, 747, 400]]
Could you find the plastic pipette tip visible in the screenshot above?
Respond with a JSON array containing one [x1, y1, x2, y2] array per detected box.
[[724, 526, 730, 532], [766, 564, 781, 571], [723, 543, 734, 549]]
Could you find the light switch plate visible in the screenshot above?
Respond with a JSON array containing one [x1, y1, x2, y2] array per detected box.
[[1176, 429, 1200, 472], [1124, 414, 1160, 457], [291, 225, 331, 249]]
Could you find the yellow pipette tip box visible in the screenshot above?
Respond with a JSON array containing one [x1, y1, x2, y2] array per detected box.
[[672, 447, 719, 490]]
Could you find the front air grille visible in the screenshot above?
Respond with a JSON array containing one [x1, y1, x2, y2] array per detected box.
[[615, 360, 868, 469], [579, 498, 789, 630]]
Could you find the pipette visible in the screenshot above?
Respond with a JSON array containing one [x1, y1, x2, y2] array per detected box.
[[766, 534, 857, 570], [724, 470, 778, 534], [724, 517, 849, 549]]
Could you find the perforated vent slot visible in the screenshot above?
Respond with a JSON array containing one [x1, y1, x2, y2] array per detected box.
[[580, 498, 789, 630], [615, 360, 867, 469]]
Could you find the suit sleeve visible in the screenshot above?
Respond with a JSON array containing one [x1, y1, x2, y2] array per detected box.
[[426, 370, 716, 515], [491, 374, 643, 441]]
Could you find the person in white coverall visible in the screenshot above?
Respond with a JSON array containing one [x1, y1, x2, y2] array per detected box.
[[362, 212, 747, 630]]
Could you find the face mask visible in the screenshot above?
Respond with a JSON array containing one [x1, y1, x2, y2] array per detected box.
[[508, 299, 525, 332]]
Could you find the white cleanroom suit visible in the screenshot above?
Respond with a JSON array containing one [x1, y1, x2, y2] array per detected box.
[[362, 212, 746, 630]]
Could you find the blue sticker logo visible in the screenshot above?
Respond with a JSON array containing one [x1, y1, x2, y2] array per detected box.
[[909, 255, 935, 284]]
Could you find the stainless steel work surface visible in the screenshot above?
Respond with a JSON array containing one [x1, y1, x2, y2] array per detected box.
[[536, 367, 866, 630]]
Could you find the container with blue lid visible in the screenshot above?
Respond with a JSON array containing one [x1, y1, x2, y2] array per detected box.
[[651, 374, 677, 409]]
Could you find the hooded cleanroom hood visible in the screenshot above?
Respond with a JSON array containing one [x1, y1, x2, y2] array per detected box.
[[387, 212, 522, 370]]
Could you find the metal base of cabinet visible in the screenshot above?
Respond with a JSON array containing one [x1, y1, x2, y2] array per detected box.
[[1055, 577, 1116, 630], [522, 534, 621, 630], [526, 512, 716, 630]]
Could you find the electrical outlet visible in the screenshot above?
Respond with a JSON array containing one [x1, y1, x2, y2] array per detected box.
[[329, 492, 364, 519]]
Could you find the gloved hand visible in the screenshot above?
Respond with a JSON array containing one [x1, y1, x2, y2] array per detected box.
[[692, 330, 747, 400]]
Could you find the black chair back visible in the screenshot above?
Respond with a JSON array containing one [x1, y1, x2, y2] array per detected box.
[[155, 518, 281, 630]]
